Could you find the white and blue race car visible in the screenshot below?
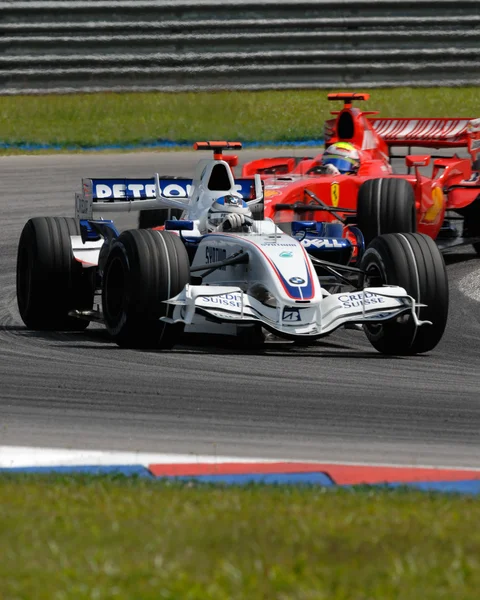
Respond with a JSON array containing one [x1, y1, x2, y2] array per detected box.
[[16, 142, 448, 354]]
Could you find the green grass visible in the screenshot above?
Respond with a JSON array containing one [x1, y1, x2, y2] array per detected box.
[[1, 474, 480, 599], [0, 87, 479, 151]]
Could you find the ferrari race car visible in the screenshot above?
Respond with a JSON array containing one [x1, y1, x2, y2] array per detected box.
[[242, 92, 480, 253], [16, 142, 448, 355]]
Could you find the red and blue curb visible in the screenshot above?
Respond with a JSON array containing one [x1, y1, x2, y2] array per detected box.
[[2, 451, 480, 495]]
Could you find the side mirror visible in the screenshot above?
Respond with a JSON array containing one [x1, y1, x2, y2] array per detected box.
[[165, 220, 194, 231], [406, 154, 431, 168], [223, 155, 238, 168]]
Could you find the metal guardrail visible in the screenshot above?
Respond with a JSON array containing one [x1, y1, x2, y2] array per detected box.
[[1, 0, 479, 94]]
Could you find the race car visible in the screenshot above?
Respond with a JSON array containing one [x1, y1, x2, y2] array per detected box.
[[241, 92, 480, 253], [16, 142, 449, 355]]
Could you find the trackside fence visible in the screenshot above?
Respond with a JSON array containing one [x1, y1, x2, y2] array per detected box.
[[1, 0, 479, 94]]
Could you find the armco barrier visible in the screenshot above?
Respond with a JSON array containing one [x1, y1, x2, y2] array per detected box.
[[1, 0, 479, 94]]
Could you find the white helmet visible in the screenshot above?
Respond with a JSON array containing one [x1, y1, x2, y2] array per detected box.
[[203, 194, 253, 233]]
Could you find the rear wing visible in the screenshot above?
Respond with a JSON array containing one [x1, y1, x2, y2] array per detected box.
[[75, 175, 262, 219], [370, 118, 480, 153], [75, 176, 192, 219]]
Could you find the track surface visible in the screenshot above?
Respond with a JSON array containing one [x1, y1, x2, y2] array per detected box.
[[1, 151, 480, 467]]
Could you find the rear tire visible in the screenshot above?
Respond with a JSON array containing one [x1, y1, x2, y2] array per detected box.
[[360, 233, 448, 355], [357, 178, 417, 247], [102, 229, 189, 349], [16, 217, 94, 330]]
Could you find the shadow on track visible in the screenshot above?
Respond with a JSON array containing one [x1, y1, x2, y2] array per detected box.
[[442, 250, 479, 266], [5, 324, 416, 359]]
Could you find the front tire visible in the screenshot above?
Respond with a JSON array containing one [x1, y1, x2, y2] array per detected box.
[[357, 178, 417, 247], [102, 229, 189, 348], [360, 233, 448, 355], [16, 217, 94, 330]]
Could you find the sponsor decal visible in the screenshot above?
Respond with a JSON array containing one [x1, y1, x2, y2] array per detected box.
[[282, 307, 301, 321], [201, 293, 242, 308], [339, 291, 386, 309], [91, 178, 253, 201], [205, 246, 227, 270], [264, 189, 282, 198], [331, 182, 340, 207], [289, 276, 305, 285], [279, 251, 293, 258], [302, 238, 345, 249], [423, 187, 444, 223], [94, 182, 191, 200], [261, 241, 297, 247]]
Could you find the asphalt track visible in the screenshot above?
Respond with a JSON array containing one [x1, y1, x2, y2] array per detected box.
[[1, 151, 479, 468]]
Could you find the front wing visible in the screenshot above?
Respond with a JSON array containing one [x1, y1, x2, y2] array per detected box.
[[163, 285, 430, 339]]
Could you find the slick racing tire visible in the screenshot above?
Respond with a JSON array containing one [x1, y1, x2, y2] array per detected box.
[[357, 178, 417, 247], [138, 175, 184, 229], [16, 217, 94, 330], [360, 233, 448, 355], [102, 229, 189, 349]]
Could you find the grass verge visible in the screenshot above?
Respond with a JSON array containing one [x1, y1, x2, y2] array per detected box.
[[1, 473, 480, 599], [0, 87, 479, 152]]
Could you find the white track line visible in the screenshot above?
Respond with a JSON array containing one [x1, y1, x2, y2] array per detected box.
[[1, 446, 480, 472]]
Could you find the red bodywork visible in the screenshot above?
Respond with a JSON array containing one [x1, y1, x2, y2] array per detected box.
[[242, 93, 480, 240]]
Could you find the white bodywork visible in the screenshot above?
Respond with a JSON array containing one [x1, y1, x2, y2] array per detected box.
[[75, 158, 263, 225], [163, 227, 424, 338], [71, 153, 428, 340]]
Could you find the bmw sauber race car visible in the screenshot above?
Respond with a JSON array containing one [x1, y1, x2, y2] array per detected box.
[[16, 142, 448, 355], [242, 92, 480, 253]]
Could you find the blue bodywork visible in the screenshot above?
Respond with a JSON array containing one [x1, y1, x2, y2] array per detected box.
[[80, 219, 119, 243], [291, 221, 365, 265], [87, 178, 256, 202]]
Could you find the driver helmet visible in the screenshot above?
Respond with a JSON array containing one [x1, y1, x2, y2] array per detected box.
[[321, 142, 360, 174], [205, 194, 252, 232]]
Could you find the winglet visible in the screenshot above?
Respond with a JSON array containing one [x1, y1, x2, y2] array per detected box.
[[327, 93, 370, 108]]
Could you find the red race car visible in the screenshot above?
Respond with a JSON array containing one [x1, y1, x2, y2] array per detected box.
[[242, 92, 480, 254]]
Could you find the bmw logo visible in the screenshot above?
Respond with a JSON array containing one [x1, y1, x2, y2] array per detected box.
[[289, 276, 305, 285]]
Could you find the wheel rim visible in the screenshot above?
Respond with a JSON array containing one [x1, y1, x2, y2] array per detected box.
[[364, 260, 387, 336]]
